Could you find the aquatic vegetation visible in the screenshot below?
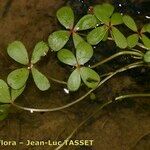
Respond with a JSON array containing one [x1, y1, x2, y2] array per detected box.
[[0, 2, 150, 149]]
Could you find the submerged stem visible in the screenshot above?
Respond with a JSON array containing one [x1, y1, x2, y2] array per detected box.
[[49, 76, 67, 85], [11, 61, 147, 113], [90, 51, 143, 68]]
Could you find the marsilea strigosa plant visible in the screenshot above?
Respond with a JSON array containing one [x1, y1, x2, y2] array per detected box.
[[0, 2, 150, 149]]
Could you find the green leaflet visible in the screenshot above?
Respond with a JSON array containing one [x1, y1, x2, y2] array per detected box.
[[76, 41, 93, 65], [74, 14, 97, 31], [0, 80, 11, 103], [80, 67, 100, 89], [111, 13, 123, 25], [123, 15, 137, 32], [56, 6, 74, 29], [31, 41, 49, 64], [31, 67, 50, 91], [141, 34, 150, 49], [67, 69, 81, 91], [11, 85, 26, 101], [48, 30, 70, 51], [141, 24, 150, 33], [73, 33, 85, 48], [0, 104, 10, 120], [7, 68, 29, 90], [127, 34, 139, 48], [87, 25, 108, 45], [94, 3, 114, 24], [7, 41, 29, 65], [57, 49, 77, 66], [144, 51, 150, 63], [111, 26, 127, 49]]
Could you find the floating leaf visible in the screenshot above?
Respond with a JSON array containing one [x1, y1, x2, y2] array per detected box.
[[67, 69, 81, 91], [56, 6, 74, 29], [0, 80, 10, 103], [141, 24, 150, 33], [31, 41, 49, 64], [76, 41, 93, 65], [74, 14, 97, 31], [7, 68, 29, 89], [73, 33, 85, 48], [80, 67, 100, 89], [102, 30, 109, 41], [87, 25, 108, 45], [123, 15, 137, 32], [7, 41, 29, 65], [94, 3, 114, 24], [127, 34, 139, 48], [144, 51, 150, 63], [111, 13, 123, 25], [11, 85, 26, 101], [141, 34, 150, 49], [57, 49, 77, 66], [0, 104, 10, 120], [111, 26, 127, 49], [48, 30, 70, 51], [31, 67, 50, 91]]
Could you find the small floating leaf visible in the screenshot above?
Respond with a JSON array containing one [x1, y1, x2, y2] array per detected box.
[[73, 33, 84, 48], [67, 69, 81, 91], [111, 13, 123, 25], [74, 14, 97, 31], [48, 30, 70, 51], [7, 41, 29, 65], [7, 68, 29, 90], [56, 6, 74, 29], [76, 41, 93, 65], [111, 26, 127, 49], [57, 49, 77, 66], [0, 80, 11, 103], [141, 34, 150, 49], [87, 25, 108, 45], [127, 34, 139, 48], [11, 85, 26, 101], [0, 104, 10, 120], [144, 51, 150, 63], [123, 15, 137, 32], [31, 67, 50, 91], [141, 24, 150, 33], [31, 41, 49, 64], [80, 67, 100, 89]]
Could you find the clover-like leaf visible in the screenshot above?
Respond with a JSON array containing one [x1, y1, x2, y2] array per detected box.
[[123, 15, 137, 32], [7, 68, 29, 90], [73, 33, 85, 48], [111, 26, 127, 49], [48, 30, 70, 51], [111, 13, 123, 25], [94, 3, 114, 24], [57, 49, 77, 66], [87, 25, 108, 45], [141, 34, 150, 49], [0, 104, 10, 120], [11, 85, 25, 101], [31, 41, 49, 64], [0, 80, 11, 103], [80, 67, 100, 89], [76, 41, 93, 65], [141, 24, 150, 33], [7, 41, 29, 65], [74, 14, 97, 31], [31, 67, 50, 91], [144, 51, 150, 63], [56, 6, 74, 29], [127, 34, 139, 48], [67, 69, 81, 91]]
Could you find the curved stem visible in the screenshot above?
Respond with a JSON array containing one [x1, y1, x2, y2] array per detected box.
[[90, 51, 143, 68], [11, 61, 147, 113], [49, 76, 67, 85]]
